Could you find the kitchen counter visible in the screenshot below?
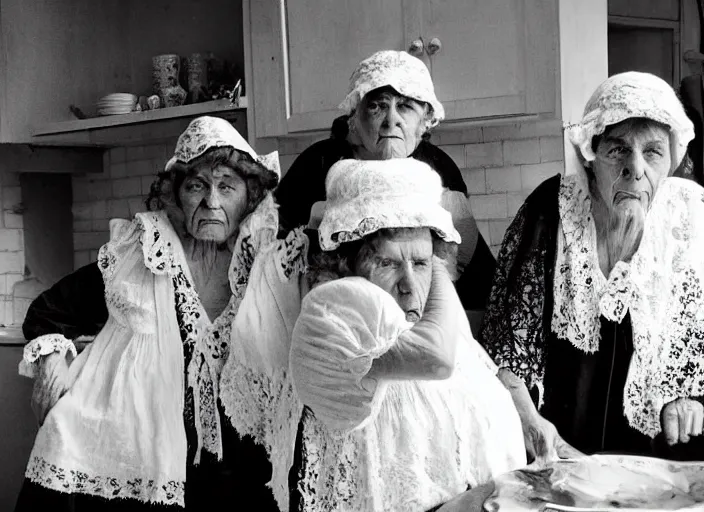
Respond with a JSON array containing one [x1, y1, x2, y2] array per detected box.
[[0, 326, 24, 345], [0, 326, 35, 511]]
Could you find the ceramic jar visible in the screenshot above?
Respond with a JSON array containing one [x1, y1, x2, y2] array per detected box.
[[152, 54, 186, 107]]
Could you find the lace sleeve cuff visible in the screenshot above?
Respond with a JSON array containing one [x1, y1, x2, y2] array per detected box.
[[19, 334, 76, 378]]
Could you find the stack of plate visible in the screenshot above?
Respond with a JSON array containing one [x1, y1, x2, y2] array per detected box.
[[96, 93, 138, 116]]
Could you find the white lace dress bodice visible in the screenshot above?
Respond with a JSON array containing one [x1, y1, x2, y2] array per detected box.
[[21, 194, 308, 507], [24, 213, 187, 505], [289, 277, 526, 512]]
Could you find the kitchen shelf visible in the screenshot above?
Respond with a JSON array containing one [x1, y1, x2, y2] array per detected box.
[[30, 97, 248, 147]]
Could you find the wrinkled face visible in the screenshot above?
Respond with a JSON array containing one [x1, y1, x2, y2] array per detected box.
[[178, 164, 248, 242], [592, 119, 672, 213], [351, 87, 428, 160], [355, 228, 433, 323]]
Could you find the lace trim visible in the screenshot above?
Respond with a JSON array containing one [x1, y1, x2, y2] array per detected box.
[[137, 212, 177, 276], [274, 227, 309, 282], [480, 195, 549, 405], [25, 455, 184, 506], [229, 194, 279, 298], [295, 416, 362, 512], [552, 174, 635, 353], [169, 193, 280, 463], [219, 227, 308, 511], [295, 402, 470, 512], [221, 365, 301, 512], [172, 257, 233, 463], [97, 219, 140, 282], [623, 179, 704, 437], [19, 334, 77, 378]]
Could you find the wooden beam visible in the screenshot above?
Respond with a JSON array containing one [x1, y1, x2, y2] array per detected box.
[[0, 144, 104, 174]]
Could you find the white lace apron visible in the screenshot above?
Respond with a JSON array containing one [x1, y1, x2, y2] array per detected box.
[[219, 228, 309, 512], [23, 214, 187, 505], [290, 277, 526, 512], [21, 193, 285, 506]]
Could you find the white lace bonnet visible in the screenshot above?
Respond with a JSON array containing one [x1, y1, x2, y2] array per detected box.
[[338, 50, 445, 128], [164, 116, 280, 179], [567, 71, 694, 172], [317, 158, 461, 251]]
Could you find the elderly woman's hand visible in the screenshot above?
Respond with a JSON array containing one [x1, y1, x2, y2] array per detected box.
[[32, 352, 72, 425], [497, 368, 584, 464], [524, 414, 584, 465], [661, 398, 704, 446]]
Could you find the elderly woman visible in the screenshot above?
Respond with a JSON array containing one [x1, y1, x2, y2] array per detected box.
[[14, 116, 308, 511], [288, 158, 527, 512], [481, 72, 704, 461], [275, 50, 495, 318]]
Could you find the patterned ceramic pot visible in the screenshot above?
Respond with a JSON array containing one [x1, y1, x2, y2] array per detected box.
[[153, 54, 187, 107], [162, 85, 187, 108], [152, 54, 181, 95]]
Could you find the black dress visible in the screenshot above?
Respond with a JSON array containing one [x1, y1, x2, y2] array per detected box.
[[15, 262, 278, 512], [479, 175, 704, 459], [275, 116, 496, 312]]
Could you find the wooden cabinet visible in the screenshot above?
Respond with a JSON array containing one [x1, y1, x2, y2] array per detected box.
[[422, 0, 557, 120], [0, 0, 246, 145], [246, 0, 558, 138], [286, 0, 407, 133]]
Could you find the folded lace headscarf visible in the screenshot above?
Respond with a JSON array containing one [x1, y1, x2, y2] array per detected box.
[[317, 158, 461, 250], [338, 50, 445, 127], [567, 71, 694, 173], [555, 72, 702, 437]]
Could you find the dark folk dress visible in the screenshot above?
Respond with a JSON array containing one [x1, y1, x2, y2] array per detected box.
[[479, 175, 704, 460], [15, 262, 278, 512], [274, 116, 496, 312]]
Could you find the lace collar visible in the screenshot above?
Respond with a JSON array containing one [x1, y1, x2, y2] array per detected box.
[[135, 193, 279, 293], [551, 174, 637, 353], [134, 194, 280, 462]]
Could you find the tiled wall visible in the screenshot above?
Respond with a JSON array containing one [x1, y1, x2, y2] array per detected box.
[[435, 120, 564, 255], [71, 141, 177, 270], [70, 119, 565, 269], [0, 171, 26, 326]]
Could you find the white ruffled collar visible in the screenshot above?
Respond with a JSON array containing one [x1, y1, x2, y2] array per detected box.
[[551, 174, 637, 353], [135, 193, 280, 295]]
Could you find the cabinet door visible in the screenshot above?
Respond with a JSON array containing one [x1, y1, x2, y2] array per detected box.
[[249, 0, 409, 137], [248, 0, 557, 138], [421, 0, 557, 120], [287, 0, 409, 132]]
